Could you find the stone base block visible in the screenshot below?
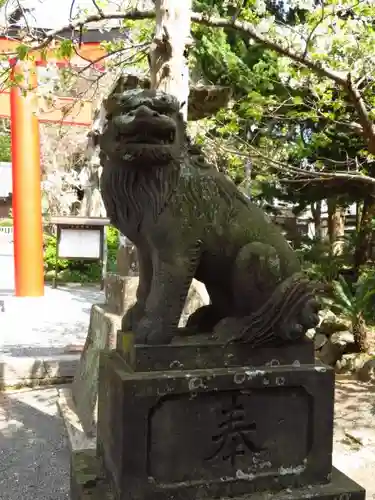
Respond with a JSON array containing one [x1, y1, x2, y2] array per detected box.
[[97, 340, 337, 500], [104, 274, 138, 316], [57, 387, 96, 452], [71, 303, 121, 435], [70, 450, 365, 500]]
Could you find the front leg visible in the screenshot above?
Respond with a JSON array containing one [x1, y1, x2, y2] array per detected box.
[[133, 250, 198, 345], [121, 241, 152, 332]]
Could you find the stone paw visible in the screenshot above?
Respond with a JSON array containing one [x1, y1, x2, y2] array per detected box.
[[279, 296, 321, 342]]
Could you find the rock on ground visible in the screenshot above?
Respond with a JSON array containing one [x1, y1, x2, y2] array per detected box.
[[357, 359, 375, 383]]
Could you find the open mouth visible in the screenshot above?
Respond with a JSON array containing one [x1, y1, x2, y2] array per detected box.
[[118, 128, 176, 146]]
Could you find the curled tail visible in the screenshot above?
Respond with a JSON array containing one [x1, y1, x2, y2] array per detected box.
[[216, 273, 324, 347]]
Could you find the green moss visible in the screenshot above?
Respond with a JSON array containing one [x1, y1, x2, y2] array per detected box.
[[71, 450, 114, 500]]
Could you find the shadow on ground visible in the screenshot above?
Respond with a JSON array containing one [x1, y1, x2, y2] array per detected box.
[[0, 387, 70, 500], [333, 377, 375, 499], [335, 376, 375, 434]]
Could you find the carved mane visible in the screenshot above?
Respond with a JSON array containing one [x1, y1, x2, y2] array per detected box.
[[100, 151, 181, 236]]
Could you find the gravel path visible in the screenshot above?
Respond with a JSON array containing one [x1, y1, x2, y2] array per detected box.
[[0, 285, 104, 356], [0, 388, 69, 500], [333, 376, 375, 499]]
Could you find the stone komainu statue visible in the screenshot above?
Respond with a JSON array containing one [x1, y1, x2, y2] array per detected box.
[[96, 89, 320, 346]]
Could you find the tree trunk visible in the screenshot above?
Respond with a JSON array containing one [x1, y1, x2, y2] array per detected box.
[[311, 201, 323, 241], [355, 201, 362, 232], [78, 158, 106, 217], [327, 199, 345, 255], [354, 195, 375, 269], [149, 0, 192, 119]]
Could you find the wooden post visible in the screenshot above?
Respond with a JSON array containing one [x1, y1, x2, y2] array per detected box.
[[10, 60, 44, 296]]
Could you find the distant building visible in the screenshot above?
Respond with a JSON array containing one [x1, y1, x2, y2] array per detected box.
[[0, 162, 11, 218]]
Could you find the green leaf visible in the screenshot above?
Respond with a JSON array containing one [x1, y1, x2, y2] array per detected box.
[[332, 278, 353, 314], [292, 96, 303, 105], [57, 40, 73, 59], [40, 49, 48, 62], [16, 44, 29, 60]]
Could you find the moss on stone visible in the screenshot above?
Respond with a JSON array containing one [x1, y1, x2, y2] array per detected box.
[[71, 450, 114, 499]]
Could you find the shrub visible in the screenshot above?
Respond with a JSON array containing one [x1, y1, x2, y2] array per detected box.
[[330, 271, 375, 352], [44, 225, 119, 283], [106, 225, 120, 272], [0, 218, 12, 227], [297, 240, 352, 283]]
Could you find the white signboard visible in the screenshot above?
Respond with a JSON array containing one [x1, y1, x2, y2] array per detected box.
[[58, 228, 101, 259]]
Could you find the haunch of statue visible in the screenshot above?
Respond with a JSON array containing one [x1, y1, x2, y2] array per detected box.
[[97, 89, 321, 346]]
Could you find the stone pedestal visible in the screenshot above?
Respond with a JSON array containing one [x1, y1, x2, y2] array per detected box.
[[59, 276, 209, 448], [70, 336, 365, 500]]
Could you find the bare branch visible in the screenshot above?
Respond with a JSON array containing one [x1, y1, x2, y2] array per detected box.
[[13, 8, 340, 86], [205, 119, 375, 189], [278, 173, 375, 187], [190, 14, 346, 86], [0, 7, 364, 93], [3, 5, 374, 151], [74, 43, 149, 76], [346, 72, 375, 142], [302, 0, 325, 59], [190, 12, 375, 151], [19, 9, 155, 51], [91, 0, 105, 17]]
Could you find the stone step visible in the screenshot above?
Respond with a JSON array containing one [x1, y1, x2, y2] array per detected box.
[[0, 353, 80, 388], [104, 274, 138, 316], [71, 461, 365, 500]]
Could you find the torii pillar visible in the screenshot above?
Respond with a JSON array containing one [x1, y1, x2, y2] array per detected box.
[[10, 59, 44, 296]]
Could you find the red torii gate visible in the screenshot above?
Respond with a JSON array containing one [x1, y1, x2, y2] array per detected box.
[[1, 39, 107, 296]]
